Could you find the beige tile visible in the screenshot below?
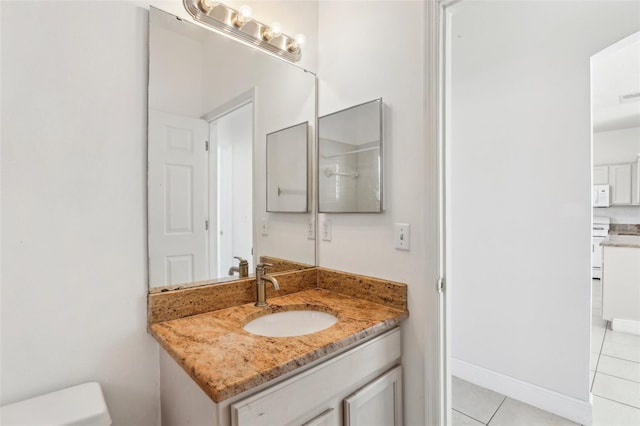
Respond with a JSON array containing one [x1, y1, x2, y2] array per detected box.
[[452, 377, 505, 424], [592, 396, 640, 426], [597, 355, 640, 383], [592, 373, 640, 408], [453, 409, 485, 426], [487, 398, 579, 426]]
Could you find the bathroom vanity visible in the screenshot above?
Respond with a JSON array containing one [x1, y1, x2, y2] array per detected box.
[[148, 267, 408, 426]]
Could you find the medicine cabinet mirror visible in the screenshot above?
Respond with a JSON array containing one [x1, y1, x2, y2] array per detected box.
[[147, 7, 316, 291], [266, 122, 310, 213], [318, 99, 383, 213]]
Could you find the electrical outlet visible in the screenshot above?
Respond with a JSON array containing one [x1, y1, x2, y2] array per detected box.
[[307, 221, 315, 240], [322, 220, 332, 242], [394, 223, 410, 251], [261, 218, 269, 236]]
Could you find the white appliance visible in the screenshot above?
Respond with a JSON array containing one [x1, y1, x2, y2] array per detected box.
[[592, 216, 610, 279], [593, 185, 610, 207]]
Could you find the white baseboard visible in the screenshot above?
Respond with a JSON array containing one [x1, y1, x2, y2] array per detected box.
[[612, 318, 640, 335], [451, 358, 592, 425]]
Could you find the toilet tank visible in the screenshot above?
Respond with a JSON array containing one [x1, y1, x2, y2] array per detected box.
[[0, 382, 111, 426]]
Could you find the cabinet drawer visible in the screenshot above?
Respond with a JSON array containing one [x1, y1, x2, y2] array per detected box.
[[231, 328, 401, 426]]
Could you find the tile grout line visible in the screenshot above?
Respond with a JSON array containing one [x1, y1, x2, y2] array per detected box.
[[591, 320, 608, 392], [452, 408, 488, 425], [594, 369, 640, 384], [593, 394, 640, 411], [597, 352, 640, 365], [485, 396, 507, 425]]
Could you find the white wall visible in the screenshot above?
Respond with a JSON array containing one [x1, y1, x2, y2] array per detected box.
[[1, 1, 160, 425], [594, 127, 640, 165], [317, 2, 440, 425], [447, 1, 640, 422]]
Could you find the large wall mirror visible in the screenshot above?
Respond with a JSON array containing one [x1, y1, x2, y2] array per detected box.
[[148, 7, 316, 291], [318, 99, 383, 213]]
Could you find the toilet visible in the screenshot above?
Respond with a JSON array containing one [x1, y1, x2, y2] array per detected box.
[[0, 382, 111, 426]]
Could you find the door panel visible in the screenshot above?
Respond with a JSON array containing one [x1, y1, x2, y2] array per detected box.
[[149, 110, 208, 287]]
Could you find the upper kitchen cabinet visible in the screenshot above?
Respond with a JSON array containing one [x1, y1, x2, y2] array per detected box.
[[610, 163, 633, 205], [593, 162, 639, 206]]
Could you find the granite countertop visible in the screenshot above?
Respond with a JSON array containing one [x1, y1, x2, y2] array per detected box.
[[149, 287, 408, 403], [601, 234, 640, 249]]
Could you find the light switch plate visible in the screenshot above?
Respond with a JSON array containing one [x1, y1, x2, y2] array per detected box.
[[394, 223, 410, 250], [261, 218, 269, 236], [322, 220, 332, 242], [307, 220, 315, 240]]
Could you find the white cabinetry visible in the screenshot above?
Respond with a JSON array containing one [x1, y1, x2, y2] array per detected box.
[[231, 329, 402, 426], [158, 328, 402, 426], [344, 366, 402, 426], [593, 163, 638, 206], [610, 164, 632, 205], [602, 246, 640, 322]]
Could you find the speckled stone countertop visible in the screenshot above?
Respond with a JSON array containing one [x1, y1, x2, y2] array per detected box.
[[601, 234, 640, 249], [149, 269, 408, 403]]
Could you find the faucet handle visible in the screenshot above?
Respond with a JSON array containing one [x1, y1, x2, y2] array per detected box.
[[234, 256, 248, 265], [256, 262, 273, 272]]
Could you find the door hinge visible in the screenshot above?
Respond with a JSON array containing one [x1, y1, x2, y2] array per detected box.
[[437, 277, 446, 293], [205, 219, 209, 231], [205, 140, 209, 151]]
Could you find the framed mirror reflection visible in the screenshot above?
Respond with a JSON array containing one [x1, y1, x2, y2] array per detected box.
[[147, 7, 316, 291], [318, 98, 383, 213], [266, 122, 310, 213]]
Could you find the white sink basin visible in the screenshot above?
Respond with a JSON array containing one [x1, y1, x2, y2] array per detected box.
[[243, 310, 338, 337]]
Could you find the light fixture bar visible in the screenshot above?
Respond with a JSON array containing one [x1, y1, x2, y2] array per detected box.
[[183, 0, 303, 62]]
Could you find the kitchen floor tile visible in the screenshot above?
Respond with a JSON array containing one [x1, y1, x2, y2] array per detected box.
[[597, 354, 640, 383], [602, 333, 640, 363], [592, 396, 640, 426], [592, 373, 640, 408], [605, 330, 640, 347], [452, 409, 485, 426], [452, 377, 505, 424], [487, 398, 578, 426]]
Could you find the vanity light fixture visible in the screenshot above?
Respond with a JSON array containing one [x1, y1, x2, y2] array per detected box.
[[183, 0, 304, 62]]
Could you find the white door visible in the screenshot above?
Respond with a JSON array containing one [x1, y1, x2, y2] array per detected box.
[[149, 110, 208, 287]]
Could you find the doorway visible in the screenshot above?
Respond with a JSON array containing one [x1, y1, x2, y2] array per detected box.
[[205, 101, 254, 278]]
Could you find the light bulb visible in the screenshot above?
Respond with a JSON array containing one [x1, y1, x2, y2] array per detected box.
[[271, 22, 282, 38], [198, 0, 217, 13], [237, 5, 252, 22], [262, 22, 282, 41], [287, 33, 306, 54], [294, 33, 306, 48]]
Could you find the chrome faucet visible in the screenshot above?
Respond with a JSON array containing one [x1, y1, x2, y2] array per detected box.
[[255, 263, 280, 307], [228, 256, 249, 278]]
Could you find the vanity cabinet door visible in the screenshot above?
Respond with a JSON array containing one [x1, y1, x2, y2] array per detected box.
[[231, 328, 401, 426], [302, 409, 337, 426], [343, 366, 403, 426]]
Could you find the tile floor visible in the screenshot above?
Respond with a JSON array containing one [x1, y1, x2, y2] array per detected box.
[[452, 279, 640, 425]]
